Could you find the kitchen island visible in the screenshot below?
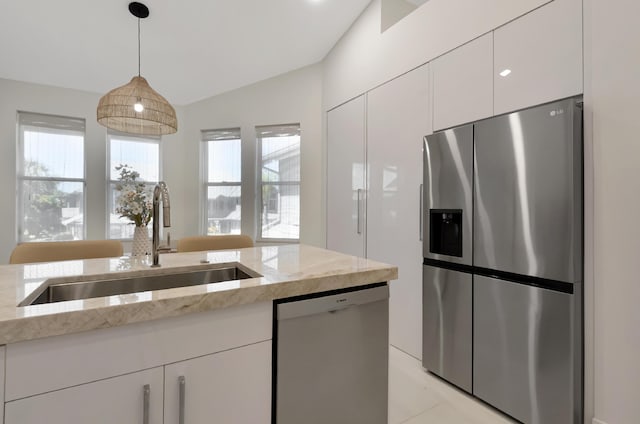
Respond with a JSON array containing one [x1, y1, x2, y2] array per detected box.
[[0, 244, 397, 423]]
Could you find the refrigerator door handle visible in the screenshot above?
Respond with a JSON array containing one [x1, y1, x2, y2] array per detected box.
[[419, 184, 423, 241]]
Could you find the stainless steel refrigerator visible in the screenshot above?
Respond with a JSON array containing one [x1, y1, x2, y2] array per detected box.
[[422, 97, 583, 424]]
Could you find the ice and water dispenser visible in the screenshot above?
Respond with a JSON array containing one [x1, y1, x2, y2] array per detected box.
[[429, 209, 463, 257]]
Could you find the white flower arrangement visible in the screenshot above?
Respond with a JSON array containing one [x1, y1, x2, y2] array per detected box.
[[114, 164, 153, 227]]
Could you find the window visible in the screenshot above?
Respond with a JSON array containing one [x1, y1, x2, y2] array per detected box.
[[107, 132, 160, 239], [202, 128, 242, 235], [257, 124, 300, 241], [17, 112, 86, 243]]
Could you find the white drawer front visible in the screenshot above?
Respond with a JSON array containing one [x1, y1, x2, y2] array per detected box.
[[6, 301, 272, 400]]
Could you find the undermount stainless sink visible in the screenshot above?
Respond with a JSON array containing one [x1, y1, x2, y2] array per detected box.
[[20, 263, 261, 306]]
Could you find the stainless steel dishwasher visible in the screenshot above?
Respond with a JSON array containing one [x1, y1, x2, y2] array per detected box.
[[273, 283, 389, 424]]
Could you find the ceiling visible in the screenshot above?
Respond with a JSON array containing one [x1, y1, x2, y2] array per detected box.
[[0, 0, 371, 105]]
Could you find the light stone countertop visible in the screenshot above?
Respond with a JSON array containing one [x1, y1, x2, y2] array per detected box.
[[0, 244, 397, 345]]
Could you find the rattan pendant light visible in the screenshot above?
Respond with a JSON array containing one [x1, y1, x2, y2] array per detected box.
[[97, 2, 177, 136]]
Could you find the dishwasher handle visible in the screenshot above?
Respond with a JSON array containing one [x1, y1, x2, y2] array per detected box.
[[277, 285, 389, 321]]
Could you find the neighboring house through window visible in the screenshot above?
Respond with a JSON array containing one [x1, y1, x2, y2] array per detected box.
[[202, 128, 242, 235], [107, 131, 160, 239], [256, 124, 300, 241], [17, 112, 86, 243]]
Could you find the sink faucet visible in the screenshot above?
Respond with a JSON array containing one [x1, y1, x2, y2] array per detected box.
[[151, 181, 170, 267]]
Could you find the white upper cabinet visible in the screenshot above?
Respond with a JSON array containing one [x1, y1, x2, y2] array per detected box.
[[432, 33, 494, 131], [327, 95, 367, 257], [494, 0, 583, 115], [367, 64, 430, 359]]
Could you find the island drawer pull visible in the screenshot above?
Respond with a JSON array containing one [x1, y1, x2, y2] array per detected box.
[[143, 384, 150, 424], [179, 376, 186, 424]]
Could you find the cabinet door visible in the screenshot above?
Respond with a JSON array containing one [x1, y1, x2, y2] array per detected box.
[[494, 0, 583, 115], [432, 33, 493, 131], [164, 341, 271, 424], [367, 64, 429, 359], [327, 95, 366, 257], [5, 367, 163, 424]]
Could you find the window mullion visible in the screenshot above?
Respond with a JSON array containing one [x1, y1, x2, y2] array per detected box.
[[207, 182, 242, 187], [20, 176, 85, 183]]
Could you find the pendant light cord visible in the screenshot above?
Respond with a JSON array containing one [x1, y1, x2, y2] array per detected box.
[[137, 18, 141, 77]]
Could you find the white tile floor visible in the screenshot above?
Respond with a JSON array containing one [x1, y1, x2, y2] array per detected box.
[[388, 346, 517, 424]]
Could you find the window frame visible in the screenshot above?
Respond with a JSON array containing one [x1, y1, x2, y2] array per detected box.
[[16, 111, 87, 243], [201, 128, 242, 236], [256, 124, 301, 243], [106, 130, 162, 240]]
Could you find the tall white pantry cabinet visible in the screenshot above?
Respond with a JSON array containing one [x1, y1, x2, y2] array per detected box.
[[327, 65, 430, 359]]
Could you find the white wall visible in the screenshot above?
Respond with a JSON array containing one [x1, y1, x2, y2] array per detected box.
[[0, 78, 187, 264], [183, 63, 324, 247], [323, 0, 550, 109], [585, 0, 640, 423]]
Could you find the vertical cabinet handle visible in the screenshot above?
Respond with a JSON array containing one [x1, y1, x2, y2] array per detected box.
[[143, 384, 150, 424], [179, 376, 186, 424], [356, 189, 363, 235], [419, 184, 423, 241]]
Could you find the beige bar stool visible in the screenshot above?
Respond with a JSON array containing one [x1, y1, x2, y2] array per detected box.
[[176, 235, 254, 253], [9, 240, 124, 264]]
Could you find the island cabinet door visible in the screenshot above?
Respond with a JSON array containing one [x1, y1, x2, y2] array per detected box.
[[164, 340, 272, 424], [4, 367, 163, 424]]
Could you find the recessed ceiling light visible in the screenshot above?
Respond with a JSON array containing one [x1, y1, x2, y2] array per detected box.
[[499, 69, 512, 77]]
